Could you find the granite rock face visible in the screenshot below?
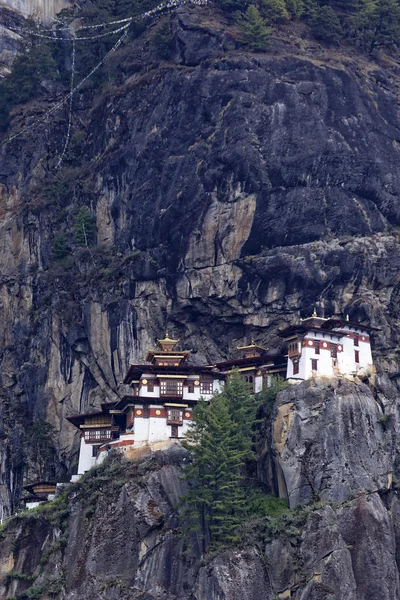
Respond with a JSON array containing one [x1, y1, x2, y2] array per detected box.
[[268, 378, 394, 508]]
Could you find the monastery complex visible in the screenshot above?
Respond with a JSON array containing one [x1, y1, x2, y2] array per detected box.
[[65, 312, 377, 479]]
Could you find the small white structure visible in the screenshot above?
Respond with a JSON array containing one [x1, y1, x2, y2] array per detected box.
[[281, 312, 376, 381], [22, 481, 57, 510]]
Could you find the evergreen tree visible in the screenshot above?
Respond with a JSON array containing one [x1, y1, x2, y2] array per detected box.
[[311, 5, 342, 43], [182, 394, 247, 549], [236, 5, 273, 51], [285, 0, 304, 19], [260, 0, 290, 21], [220, 371, 258, 462], [53, 233, 69, 260], [217, 0, 248, 12], [353, 0, 400, 51], [74, 206, 96, 247], [25, 421, 57, 480]]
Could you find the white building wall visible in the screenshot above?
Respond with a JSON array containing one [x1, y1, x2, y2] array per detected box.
[[255, 374, 263, 393], [26, 501, 41, 510], [134, 413, 150, 442], [358, 339, 373, 371], [77, 436, 97, 475], [213, 378, 225, 394], [338, 334, 356, 375], [181, 420, 192, 438], [139, 385, 160, 398], [148, 416, 170, 443]]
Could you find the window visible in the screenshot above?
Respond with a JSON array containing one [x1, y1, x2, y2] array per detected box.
[[92, 445, 100, 458], [160, 380, 183, 396], [200, 380, 213, 394], [167, 409, 183, 425], [315, 341, 320, 355], [311, 359, 318, 371], [147, 381, 154, 393], [188, 382, 195, 393], [330, 344, 337, 359], [354, 335, 359, 347], [355, 350, 360, 363], [171, 425, 179, 438], [293, 360, 299, 375], [84, 429, 112, 442]]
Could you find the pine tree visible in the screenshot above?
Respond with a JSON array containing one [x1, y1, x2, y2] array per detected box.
[[260, 0, 290, 21], [354, 0, 400, 51], [53, 233, 69, 260], [311, 5, 343, 43], [220, 371, 258, 461], [236, 5, 273, 51], [182, 377, 255, 550], [285, 0, 304, 19], [74, 206, 96, 247]]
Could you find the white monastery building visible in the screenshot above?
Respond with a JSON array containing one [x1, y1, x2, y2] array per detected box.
[[281, 311, 376, 381], [67, 315, 377, 478]]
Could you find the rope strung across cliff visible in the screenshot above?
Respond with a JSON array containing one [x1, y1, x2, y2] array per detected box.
[[1, 0, 208, 164], [4, 27, 130, 146], [6, 0, 207, 40], [55, 36, 75, 170]]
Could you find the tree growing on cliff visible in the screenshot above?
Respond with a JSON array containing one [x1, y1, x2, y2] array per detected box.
[[181, 374, 259, 550], [236, 6, 273, 51], [260, 0, 289, 22], [25, 420, 57, 480], [74, 206, 96, 247]]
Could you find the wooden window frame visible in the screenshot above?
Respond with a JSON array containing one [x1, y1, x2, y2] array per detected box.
[[355, 350, 360, 364], [200, 380, 213, 395], [311, 359, 318, 371]]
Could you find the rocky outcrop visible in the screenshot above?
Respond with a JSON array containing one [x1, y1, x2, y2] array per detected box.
[[268, 378, 395, 508], [1, 434, 400, 600]]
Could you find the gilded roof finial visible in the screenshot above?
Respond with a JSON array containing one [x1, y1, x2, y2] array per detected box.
[[346, 314, 349, 322], [312, 307, 317, 318]]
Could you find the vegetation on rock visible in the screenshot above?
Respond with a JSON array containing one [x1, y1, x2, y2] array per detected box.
[[181, 374, 288, 550]]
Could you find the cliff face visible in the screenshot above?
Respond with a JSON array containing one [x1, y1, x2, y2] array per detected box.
[[0, 4, 400, 595], [0, 0, 72, 74], [1, 6, 400, 511], [1, 384, 400, 600]]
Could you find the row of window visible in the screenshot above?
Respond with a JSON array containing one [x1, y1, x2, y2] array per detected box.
[[85, 430, 112, 442], [145, 381, 213, 395], [292, 350, 361, 374]]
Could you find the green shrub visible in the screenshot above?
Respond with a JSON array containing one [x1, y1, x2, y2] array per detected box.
[[151, 20, 175, 59]]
